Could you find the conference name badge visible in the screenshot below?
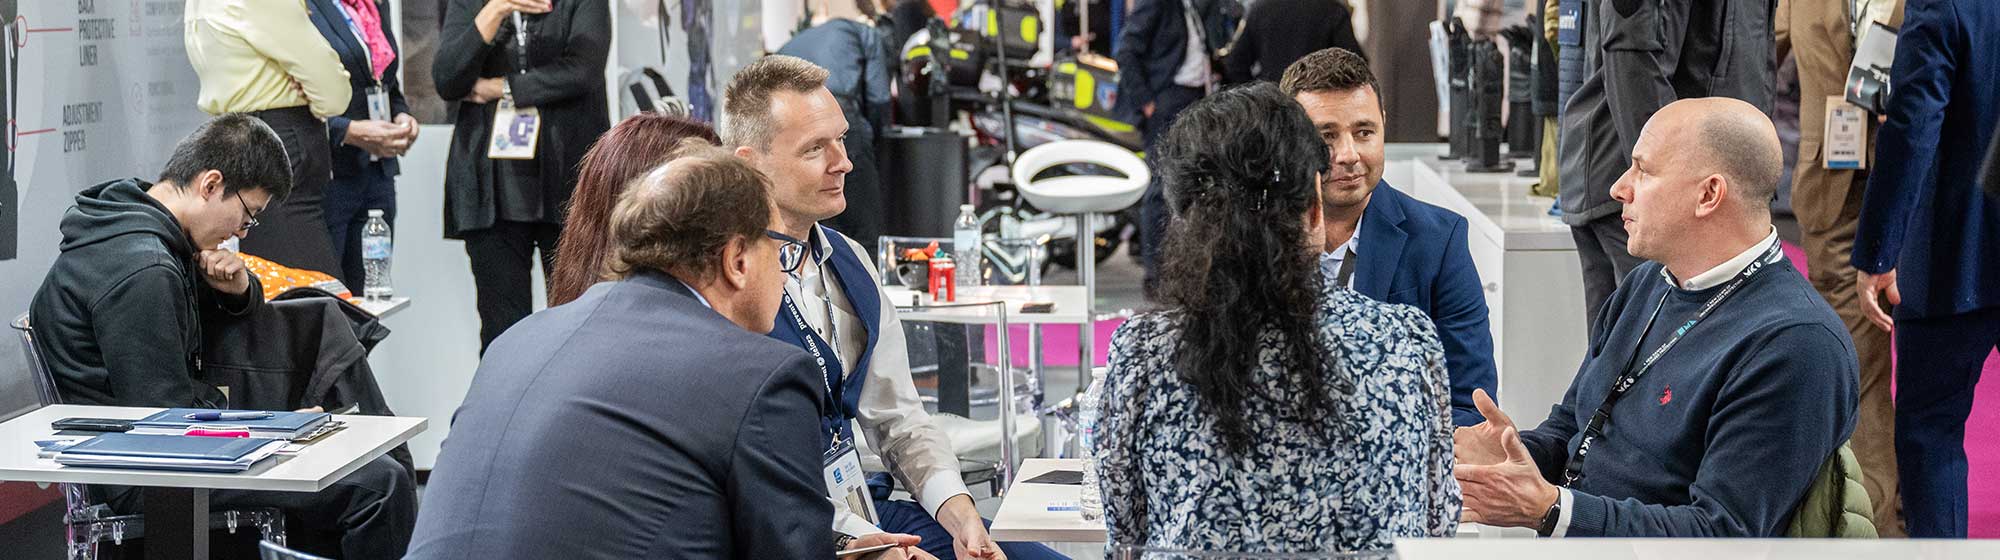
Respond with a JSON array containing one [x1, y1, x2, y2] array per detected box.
[[822, 438, 879, 525], [366, 86, 392, 162], [488, 97, 540, 160], [1824, 96, 1867, 170]]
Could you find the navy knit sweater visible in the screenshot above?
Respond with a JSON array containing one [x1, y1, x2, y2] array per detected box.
[[1519, 254, 1859, 537]]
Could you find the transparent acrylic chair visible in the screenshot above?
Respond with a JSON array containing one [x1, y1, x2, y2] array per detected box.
[[1113, 545, 1398, 560], [12, 313, 286, 559], [899, 301, 1039, 494]]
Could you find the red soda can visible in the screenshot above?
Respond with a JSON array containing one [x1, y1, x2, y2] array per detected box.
[[929, 255, 956, 302]]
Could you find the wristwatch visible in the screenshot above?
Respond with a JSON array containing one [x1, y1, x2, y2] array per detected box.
[[1536, 499, 1563, 537], [833, 533, 857, 553]]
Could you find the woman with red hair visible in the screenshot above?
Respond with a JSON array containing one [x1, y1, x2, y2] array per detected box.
[[548, 113, 721, 306]]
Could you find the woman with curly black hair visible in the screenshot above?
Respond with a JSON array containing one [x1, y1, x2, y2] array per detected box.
[[1093, 82, 1461, 553]]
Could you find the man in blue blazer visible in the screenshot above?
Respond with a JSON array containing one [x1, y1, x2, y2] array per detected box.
[[304, 0, 418, 289], [1281, 48, 1497, 426], [1851, 0, 2000, 539], [408, 155, 918, 559]]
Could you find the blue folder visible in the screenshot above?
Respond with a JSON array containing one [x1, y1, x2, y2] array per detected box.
[[133, 408, 331, 436], [60, 433, 278, 462]]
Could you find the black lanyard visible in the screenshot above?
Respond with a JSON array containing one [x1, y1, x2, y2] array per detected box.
[[1560, 242, 1781, 487]]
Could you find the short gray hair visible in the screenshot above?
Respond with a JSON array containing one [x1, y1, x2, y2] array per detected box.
[[1698, 111, 1783, 211], [720, 55, 830, 151]]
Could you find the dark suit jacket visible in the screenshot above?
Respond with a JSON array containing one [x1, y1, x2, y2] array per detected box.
[[1221, 0, 1364, 85], [405, 271, 833, 559], [1853, 0, 2000, 319], [303, 0, 408, 179], [433, 0, 611, 238], [1113, 0, 1233, 123], [1355, 183, 1497, 426]]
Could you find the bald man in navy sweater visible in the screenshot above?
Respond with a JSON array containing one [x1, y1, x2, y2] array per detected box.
[[1452, 98, 1859, 537]]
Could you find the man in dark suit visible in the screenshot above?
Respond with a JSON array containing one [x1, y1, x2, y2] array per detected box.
[[1556, 0, 1776, 337], [408, 152, 918, 559], [1851, 0, 2000, 539], [1116, 0, 1236, 297], [1221, 0, 1364, 85], [304, 0, 419, 290], [1280, 48, 1497, 426]]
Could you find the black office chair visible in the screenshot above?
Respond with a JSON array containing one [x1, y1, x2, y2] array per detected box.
[[10, 313, 287, 559]]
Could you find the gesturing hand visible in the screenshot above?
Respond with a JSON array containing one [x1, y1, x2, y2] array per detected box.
[[1453, 388, 1515, 466], [1454, 426, 1560, 529]]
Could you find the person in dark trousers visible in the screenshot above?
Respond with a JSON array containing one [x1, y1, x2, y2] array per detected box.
[[307, 0, 419, 291], [435, 0, 612, 352], [1116, 0, 1233, 297], [28, 115, 417, 559], [1455, 99, 1856, 538], [779, 0, 893, 247], [1556, 0, 1775, 336], [186, 0, 352, 275], [1279, 48, 1496, 427], [1773, 0, 1905, 536], [1851, 0, 2000, 539], [1221, 0, 1363, 85], [407, 152, 902, 560]]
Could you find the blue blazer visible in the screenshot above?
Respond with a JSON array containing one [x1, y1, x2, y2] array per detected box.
[[1852, 0, 2000, 319], [406, 271, 832, 559], [1355, 183, 1498, 426], [304, 0, 409, 179]]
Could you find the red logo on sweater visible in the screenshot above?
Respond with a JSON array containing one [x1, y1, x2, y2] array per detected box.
[[1659, 386, 1673, 405]]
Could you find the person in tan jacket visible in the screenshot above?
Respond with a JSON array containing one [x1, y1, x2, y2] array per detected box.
[[1774, 0, 1904, 537]]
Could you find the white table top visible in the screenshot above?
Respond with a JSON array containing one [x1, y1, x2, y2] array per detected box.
[[1394, 538, 2000, 560], [354, 296, 411, 318], [0, 404, 426, 493], [991, 458, 1104, 543], [885, 285, 1092, 325]]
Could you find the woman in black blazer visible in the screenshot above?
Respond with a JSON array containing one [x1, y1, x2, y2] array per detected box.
[[307, 0, 419, 291], [434, 0, 611, 351]]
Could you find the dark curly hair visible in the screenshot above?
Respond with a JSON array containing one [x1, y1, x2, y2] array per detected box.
[[1158, 83, 1335, 455]]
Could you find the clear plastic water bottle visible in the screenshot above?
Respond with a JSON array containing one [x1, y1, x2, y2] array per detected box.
[[1078, 374, 1107, 520], [362, 210, 393, 300], [952, 204, 983, 287]]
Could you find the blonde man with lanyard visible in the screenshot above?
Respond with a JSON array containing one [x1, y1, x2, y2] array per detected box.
[[722, 55, 1067, 560], [1453, 98, 1859, 537]]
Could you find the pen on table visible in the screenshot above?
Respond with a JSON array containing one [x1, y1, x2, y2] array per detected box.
[[834, 543, 899, 557], [185, 411, 274, 421]]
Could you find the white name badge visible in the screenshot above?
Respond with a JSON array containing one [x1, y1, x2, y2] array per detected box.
[[488, 97, 540, 160], [366, 86, 391, 122], [1824, 96, 1867, 170], [823, 438, 879, 525], [366, 86, 391, 161]]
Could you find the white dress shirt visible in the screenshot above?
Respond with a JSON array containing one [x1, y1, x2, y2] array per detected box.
[[1172, 0, 1213, 89], [1551, 225, 1780, 537], [1317, 215, 1364, 289], [789, 227, 972, 537]]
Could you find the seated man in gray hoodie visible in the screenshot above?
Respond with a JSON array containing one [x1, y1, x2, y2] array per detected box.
[[29, 114, 416, 558]]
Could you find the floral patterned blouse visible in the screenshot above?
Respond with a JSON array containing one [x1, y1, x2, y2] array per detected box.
[[1094, 283, 1460, 554]]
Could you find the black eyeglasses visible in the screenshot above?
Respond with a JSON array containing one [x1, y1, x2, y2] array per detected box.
[[236, 195, 261, 231], [765, 230, 806, 274]]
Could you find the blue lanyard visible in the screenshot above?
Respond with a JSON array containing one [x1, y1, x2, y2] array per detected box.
[[782, 290, 846, 446]]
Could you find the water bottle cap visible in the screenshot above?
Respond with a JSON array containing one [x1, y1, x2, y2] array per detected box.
[[368, 209, 384, 217], [960, 204, 975, 212]]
